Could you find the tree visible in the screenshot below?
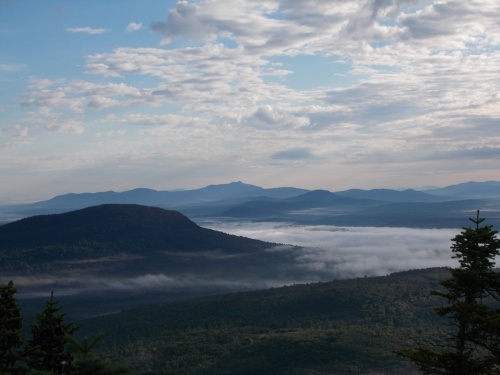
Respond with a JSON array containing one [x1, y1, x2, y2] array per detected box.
[[397, 210, 500, 374], [0, 281, 24, 374], [24, 291, 80, 374]]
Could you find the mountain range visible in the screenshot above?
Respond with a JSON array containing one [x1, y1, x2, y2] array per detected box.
[[1, 180, 500, 228]]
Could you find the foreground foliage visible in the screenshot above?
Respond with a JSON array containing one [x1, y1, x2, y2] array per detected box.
[[0, 281, 23, 374], [397, 211, 500, 374], [24, 292, 80, 373], [0, 284, 126, 374]]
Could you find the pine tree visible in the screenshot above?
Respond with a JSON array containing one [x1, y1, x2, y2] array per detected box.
[[24, 291, 80, 374], [0, 281, 24, 374], [397, 210, 500, 374], [67, 333, 128, 375]]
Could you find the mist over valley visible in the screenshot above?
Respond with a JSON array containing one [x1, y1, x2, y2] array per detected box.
[[1, 180, 498, 304], [2, 181, 499, 374]]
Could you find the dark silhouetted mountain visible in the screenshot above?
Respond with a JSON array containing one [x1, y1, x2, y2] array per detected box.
[[0, 204, 281, 277], [426, 180, 500, 198], [335, 188, 449, 202]]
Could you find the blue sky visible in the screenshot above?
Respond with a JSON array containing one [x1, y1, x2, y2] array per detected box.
[[1, 0, 499, 202]]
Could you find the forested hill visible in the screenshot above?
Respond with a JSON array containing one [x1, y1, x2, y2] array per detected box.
[[1, 204, 197, 247], [76, 267, 449, 375], [0, 204, 275, 275]]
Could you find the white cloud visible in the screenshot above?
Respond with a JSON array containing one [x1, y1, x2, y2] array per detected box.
[[126, 22, 143, 32], [200, 221, 460, 279], [150, 1, 216, 44], [66, 27, 108, 35], [3, 0, 500, 200]]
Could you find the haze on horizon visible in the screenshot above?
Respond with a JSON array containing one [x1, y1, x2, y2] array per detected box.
[[1, 1, 499, 203]]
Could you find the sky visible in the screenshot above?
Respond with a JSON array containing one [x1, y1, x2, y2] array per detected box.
[[1, 0, 499, 203]]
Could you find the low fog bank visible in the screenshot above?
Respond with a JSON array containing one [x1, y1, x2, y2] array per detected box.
[[13, 273, 292, 299], [8, 222, 468, 301], [199, 221, 461, 278]]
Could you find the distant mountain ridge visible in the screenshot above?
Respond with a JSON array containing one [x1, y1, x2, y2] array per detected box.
[[28, 180, 500, 210], [425, 180, 500, 198], [1, 180, 499, 229], [335, 188, 448, 202], [31, 181, 309, 209]]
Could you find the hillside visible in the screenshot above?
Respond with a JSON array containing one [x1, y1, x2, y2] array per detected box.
[[0, 204, 267, 257], [74, 268, 448, 375], [0, 204, 299, 296]]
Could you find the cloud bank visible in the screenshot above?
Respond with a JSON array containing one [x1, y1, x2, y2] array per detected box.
[[201, 221, 460, 279]]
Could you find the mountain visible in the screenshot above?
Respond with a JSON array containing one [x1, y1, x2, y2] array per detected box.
[[215, 188, 500, 228], [335, 188, 449, 202], [288, 189, 341, 203], [426, 180, 500, 198], [0, 204, 308, 296], [30, 181, 309, 210], [0, 204, 272, 257], [1, 180, 499, 229], [67, 267, 447, 375], [220, 189, 379, 220]]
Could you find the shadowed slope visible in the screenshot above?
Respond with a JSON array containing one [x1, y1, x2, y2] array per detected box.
[[0, 204, 274, 275]]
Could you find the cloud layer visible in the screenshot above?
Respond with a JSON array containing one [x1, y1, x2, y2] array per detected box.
[[201, 221, 460, 279], [9, 222, 461, 297], [1, 1, 499, 200]]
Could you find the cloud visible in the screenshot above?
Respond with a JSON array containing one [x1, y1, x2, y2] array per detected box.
[[126, 22, 143, 32], [244, 105, 310, 129], [0, 219, 485, 297], [89, 273, 284, 292], [200, 221, 460, 279], [66, 27, 108, 35], [272, 148, 315, 161], [7, 272, 290, 297], [0, 63, 27, 72], [150, 1, 215, 44], [4, 0, 500, 201]]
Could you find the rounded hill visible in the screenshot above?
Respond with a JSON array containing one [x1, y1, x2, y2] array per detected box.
[[0, 204, 272, 273]]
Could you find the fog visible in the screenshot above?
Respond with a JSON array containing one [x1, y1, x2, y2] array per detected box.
[[10, 221, 465, 298], [200, 221, 460, 279]]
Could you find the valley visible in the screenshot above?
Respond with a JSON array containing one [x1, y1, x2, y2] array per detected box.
[[1, 180, 499, 374]]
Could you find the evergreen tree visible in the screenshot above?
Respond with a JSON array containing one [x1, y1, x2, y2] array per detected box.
[[0, 281, 24, 374], [24, 291, 79, 374], [67, 334, 128, 375], [397, 210, 500, 374]]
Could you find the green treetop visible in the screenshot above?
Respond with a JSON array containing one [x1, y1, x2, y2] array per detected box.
[[397, 210, 500, 374], [0, 280, 24, 374], [24, 291, 80, 374]]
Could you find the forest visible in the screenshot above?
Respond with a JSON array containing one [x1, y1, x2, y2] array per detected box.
[[1, 209, 500, 374], [4, 268, 446, 374]]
